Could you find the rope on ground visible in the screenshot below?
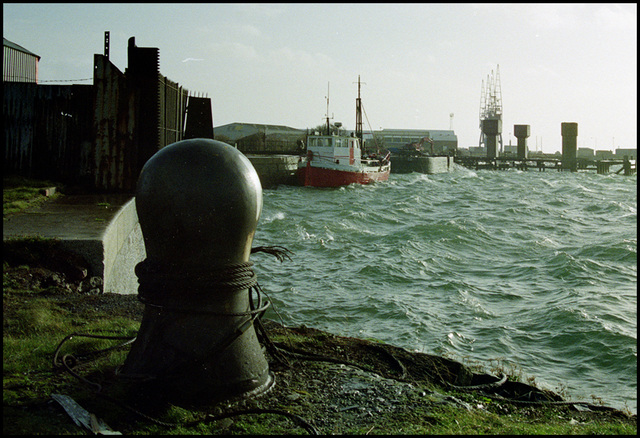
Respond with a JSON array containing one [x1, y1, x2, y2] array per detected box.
[[366, 344, 407, 380], [446, 373, 508, 392], [485, 394, 616, 409]]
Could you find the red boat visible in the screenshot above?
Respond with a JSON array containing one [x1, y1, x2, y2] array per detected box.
[[297, 77, 390, 187], [297, 136, 390, 187]]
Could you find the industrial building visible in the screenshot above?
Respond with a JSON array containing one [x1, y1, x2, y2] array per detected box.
[[3, 38, 40, 83], [577, 147, 595, 159], [579, 147, 635, 160], [615, 148, 637, 159], [214, 123, 306, 154], [372, 128, 458, 155]]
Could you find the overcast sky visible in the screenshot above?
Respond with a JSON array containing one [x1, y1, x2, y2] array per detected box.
[[4, 3, 637, 152]]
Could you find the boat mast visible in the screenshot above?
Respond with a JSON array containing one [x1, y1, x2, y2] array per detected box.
[[355, 75, 363, 146], [325, 82, 331, 136]]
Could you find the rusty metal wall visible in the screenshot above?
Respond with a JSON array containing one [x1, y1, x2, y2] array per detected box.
[[93, 53, 190, 191], [3, 82, 93, 181], [3, 82, 36, 174], [92, 54, 138, 191]]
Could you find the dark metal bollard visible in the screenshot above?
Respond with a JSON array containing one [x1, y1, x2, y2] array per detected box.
[[119, 139, 274, 403]]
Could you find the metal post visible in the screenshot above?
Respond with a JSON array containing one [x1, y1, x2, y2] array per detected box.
[[104, 31, 110, 59]]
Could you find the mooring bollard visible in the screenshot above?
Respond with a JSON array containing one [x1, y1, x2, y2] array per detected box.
[[118, 138, 273, 403]]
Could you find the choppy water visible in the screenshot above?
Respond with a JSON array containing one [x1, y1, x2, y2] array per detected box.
[[251, 164, 637, 414]]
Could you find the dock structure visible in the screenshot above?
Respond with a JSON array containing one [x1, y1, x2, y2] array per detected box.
[[561, 122, 578, 172], [454, 156, 636, 175], [513, 124, 530, 160], [245, 154, 299, 188], [462, 121, 636, 175]]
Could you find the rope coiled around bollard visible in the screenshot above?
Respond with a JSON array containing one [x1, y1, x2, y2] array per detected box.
[[136, 259, 258, 293], [134, 259, 267, 316]]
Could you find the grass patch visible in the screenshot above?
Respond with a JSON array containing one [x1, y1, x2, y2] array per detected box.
[[3, 174, 61, 217]]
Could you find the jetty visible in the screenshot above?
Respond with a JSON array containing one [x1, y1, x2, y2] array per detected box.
[[462, 121, 636, 175], [454, 156, 636, 175]]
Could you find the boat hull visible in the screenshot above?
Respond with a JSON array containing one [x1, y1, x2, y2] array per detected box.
[[296, 162, 389, 187]]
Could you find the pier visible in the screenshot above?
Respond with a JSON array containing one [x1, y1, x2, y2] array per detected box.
[[454, 156, 636, 175], [246, 154, 299, 188]]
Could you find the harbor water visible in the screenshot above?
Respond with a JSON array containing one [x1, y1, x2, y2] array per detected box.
[[252, 164, 637, 414]]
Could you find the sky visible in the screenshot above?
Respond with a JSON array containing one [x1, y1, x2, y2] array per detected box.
[[3, 3, 637, 153]]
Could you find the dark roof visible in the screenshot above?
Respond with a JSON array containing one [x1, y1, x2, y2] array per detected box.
[[3, 38, 41, 59]]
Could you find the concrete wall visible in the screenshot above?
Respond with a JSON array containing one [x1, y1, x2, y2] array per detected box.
[[101, 198, 146, 294], [246, 154, 299, 188]]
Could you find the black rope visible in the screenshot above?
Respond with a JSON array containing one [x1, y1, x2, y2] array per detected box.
[[52, 332, 138, 394], [52, 313, 318, 434], [135, 259, 258, 297], [251, 245, 294, 262], [443, 373, 611, 408], [138, 293, 271, 316], [485, 394, 609, 408], [53, 332, 136, 368], [367, 344, 407, 380], [188, 408, 319, 434], [446, 373, 508, 392]]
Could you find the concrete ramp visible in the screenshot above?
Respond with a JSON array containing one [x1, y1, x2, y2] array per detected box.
[[3, 194, 145, 294]]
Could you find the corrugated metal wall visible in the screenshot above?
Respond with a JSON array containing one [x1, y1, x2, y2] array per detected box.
[[3, 82, 93, 181], [3, 44, 39, 83]]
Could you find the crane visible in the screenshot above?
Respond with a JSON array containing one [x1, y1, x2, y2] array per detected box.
[[479, 65, 503, 157]]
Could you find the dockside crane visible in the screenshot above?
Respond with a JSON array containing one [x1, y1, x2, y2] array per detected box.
[[479, 65, 503, 158]]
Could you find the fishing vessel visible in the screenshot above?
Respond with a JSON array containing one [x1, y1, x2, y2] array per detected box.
[[297, 77, 390, 187]]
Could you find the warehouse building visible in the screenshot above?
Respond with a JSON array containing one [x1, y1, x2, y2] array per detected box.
[[214, 122, 306, 154], [3, 38, 40, 83]]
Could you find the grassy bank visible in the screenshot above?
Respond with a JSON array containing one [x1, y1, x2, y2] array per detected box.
[[3, 177, 636, 434]]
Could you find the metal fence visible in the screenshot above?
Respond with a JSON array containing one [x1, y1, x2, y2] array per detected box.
[[159, 75, 188, 148]]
